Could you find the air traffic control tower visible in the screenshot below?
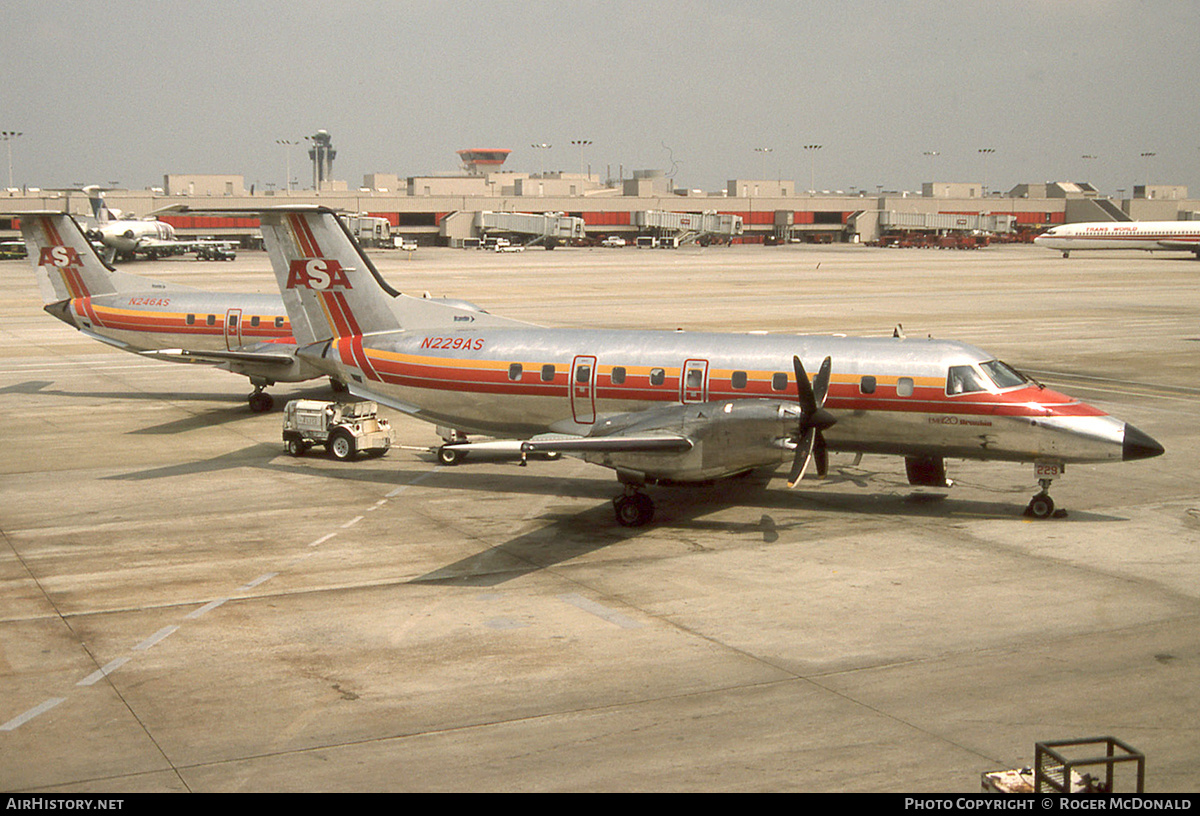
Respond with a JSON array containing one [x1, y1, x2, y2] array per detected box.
[[458, 148, 511, 175], [308, 130, 337, 190]]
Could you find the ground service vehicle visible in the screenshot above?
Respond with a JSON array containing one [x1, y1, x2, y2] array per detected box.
[[282, 399, 393, 460]]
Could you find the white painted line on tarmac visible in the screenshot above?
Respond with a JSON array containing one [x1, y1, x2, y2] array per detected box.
[[132, 625, 180, 651], [1, 698, 67, 731], [184, 597, 229, 620], [559, 593, 642, 629], [238, 573, 277, 591], [341, 515, 364, 528], [77, 657, 132, 687], [386, 467, 440, 497], [309, 532, 337, 548]]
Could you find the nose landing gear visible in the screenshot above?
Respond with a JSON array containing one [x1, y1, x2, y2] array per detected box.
[[1025, 477, 1067, 519]]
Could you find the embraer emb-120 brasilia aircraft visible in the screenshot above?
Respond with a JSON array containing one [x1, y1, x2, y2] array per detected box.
[[18, 211, 327, 410], [1035, 221, 1200, 258], [199, 206, 1161, 527]]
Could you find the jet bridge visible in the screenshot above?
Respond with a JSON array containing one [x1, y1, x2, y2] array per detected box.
[[474, 211, 586, 248], [634, 210, 744, 245]]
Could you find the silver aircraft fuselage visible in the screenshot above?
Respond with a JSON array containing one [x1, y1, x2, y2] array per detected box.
[[301, 323, 1153, 482]]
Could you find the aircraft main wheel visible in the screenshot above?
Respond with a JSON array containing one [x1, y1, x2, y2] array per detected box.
[[1026, 493, 1055, 519], [614, 493, 654, 527], [249, 392, 274, 413], [327, 431, 355, 461], [437, 445, 465, 465]]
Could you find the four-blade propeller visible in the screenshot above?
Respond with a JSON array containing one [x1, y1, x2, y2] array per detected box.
[[787, 355, 837, 487]]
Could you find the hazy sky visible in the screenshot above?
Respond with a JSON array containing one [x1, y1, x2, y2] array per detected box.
[[5, 0, 1198, 197]]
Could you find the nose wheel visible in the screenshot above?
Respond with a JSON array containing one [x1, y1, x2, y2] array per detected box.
[[1025, 478, 1066, 519]]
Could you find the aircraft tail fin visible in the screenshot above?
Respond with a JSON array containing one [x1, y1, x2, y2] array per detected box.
[[82, 185, 115, 222], [259, 207, 406, 347], [18, 212, 123, 302]]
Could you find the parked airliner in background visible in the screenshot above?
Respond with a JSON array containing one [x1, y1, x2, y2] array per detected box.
[[181, 204, 1162, 527], [80, 186, 189, 262], [1035, 221, 1200, 258], [17, 210, 327, 411]]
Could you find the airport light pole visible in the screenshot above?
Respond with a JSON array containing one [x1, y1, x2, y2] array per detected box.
[[1139, 151, 1156, 189], [754, 147, 773, 180], [571, 140, 592, 177], [2, 131, 23, 189], [923, 150, 939, 185], [978, 148, 995, 195], [531, 143, 552, 178], [276, 139, 298, 193], [804, 144, 822, 193]]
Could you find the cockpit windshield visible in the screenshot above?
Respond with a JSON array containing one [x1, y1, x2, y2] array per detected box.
[[946, 360, 1029, 395], [980, 359, 1028, 389]]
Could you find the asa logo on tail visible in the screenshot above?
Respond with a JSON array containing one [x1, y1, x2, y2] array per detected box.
[[286, 258, 352, 290], [39, 246, 82, 268]]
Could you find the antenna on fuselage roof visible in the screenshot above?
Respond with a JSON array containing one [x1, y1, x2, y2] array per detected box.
[[893, 323, 906, 339]]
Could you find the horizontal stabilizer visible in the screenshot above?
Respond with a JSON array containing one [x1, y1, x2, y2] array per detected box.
[[140, 346, 297, 366]]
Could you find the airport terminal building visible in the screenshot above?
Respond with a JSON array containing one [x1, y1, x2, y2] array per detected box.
[[4, 161, 1197, 251]]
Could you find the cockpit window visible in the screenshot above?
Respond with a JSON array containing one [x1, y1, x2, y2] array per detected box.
[[947, 360, 1030, 395], [980, 359, 1028, 390], [946, 365, 990, 395]]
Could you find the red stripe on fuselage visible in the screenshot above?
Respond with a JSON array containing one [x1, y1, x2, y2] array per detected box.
[[358, 349, 1105, 420]]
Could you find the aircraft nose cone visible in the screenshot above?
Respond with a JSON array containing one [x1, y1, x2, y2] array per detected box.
[[1123, 424, 1165, 461]]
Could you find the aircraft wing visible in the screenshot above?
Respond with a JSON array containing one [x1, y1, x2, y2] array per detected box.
[[1156, 239, 1200, 251], [521, 432, 693, 454]]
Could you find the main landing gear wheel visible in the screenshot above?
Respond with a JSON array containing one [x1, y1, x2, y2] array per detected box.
[[613, 492, 654, 527], [248, 389, 274, 413]]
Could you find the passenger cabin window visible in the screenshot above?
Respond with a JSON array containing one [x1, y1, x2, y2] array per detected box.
[[946, 365, 989, 395], [508, 363, 523, 381], [897, 377, 914, 397], [685, 368, 703, 389], [541, 364, 555, 382], [228, 314, 238, 327], [771, 372, 789, 391], [186, 314, 195, 325], [575, 364, 591, 384], [206, 314, 216, 326], [650, 368, 665, 386], [250, 316, 261, 327], [275, 317, 285, 328], [731, 371, 748, 389], [860, 375, 876, 394], [611, 366, 626, 385]]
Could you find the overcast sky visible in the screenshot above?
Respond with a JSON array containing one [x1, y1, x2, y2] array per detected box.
[[4, 0, 1198, 197]]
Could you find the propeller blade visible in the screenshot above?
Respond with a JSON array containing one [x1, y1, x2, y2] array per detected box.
[[793, 356, 817, 415], [812, 356, 832, 406], [814, 434, 828, 477], [788, 428, 816, 487]]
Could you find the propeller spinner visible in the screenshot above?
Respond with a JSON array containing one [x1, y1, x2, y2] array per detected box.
[[787, 355, 837, 487]]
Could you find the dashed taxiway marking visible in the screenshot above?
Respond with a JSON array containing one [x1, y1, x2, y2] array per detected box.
[[1, 465, 441, 731]]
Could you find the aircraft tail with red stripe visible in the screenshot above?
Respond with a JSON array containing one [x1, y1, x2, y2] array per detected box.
[[259, 206, 529, 350], [18, 211, 165, 304]]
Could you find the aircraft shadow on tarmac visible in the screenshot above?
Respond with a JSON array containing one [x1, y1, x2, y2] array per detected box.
[[0, 380, 339, 434], [104, 440, 1128, 586]]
